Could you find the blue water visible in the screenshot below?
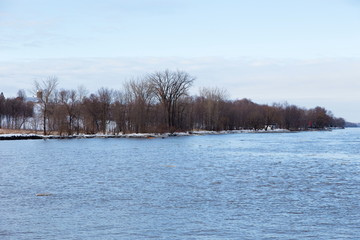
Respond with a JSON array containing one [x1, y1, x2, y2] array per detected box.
[[1, 129, 360, 239]]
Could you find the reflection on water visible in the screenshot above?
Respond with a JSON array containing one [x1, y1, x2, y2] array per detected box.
[[1, 129, 360, 239]]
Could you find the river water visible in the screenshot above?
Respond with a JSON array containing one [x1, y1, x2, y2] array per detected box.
[[1, 129, 360, 239]]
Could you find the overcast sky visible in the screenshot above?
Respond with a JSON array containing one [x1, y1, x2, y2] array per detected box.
[[1, 0, 360, 122]]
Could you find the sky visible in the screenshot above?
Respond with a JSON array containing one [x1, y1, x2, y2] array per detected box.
[[1, 0, 360, 122]]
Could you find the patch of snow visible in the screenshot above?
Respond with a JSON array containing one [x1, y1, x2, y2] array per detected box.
[[0, 128, 292, 140]]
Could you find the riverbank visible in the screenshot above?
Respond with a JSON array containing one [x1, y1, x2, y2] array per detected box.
[[0, 128, 292, 140]]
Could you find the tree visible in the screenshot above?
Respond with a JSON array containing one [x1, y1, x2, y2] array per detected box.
[[0, 92, 5, 128], [98, 88, 113, 134], [124, 78, 155, 133], [282, 104, 306, 130], [56, 89, 79, 135], [16, 90, 33, 129], [332, 117, 345, 128], [2, 91, 33, 129], [34, 76, 58, 135], [229, 98, 257, 129], [147, 69, 195, 132], [263, 105, 278, 130], [83, 94, 101, 134], [74, 85, 88, 134], [308, 106, 332, 129], [198, 87, 228, 130], [111, 90, 127, 134]]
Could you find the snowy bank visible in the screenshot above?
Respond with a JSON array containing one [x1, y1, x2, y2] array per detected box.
[[0, 129, 292, 140], [0, 134, 43, 140]]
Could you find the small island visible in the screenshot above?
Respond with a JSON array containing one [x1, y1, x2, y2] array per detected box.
[[0, 70, 348, 140]]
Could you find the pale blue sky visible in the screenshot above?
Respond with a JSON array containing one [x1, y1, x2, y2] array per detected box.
[[1, 0, 360, 121]]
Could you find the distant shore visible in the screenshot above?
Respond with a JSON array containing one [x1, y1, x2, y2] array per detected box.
[[0, 129, 295, 140]]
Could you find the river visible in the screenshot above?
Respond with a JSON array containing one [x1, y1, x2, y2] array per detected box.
[[1, 128, 360, 239]]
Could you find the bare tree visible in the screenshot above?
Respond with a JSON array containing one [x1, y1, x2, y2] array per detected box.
[[83, 94, 101, 134], [56, 89, 79, 135], [97, 88, 113, 134], [199, 87, 228, 130], [124, 78, 155, 133], [73, 85, 88, 134], [0, 92, 5, 128], [147, 69, 195, 132], [2, 92, 33, 130], [111, 90, 127, 134], [308, 106, 332, 129], [34, 76, 58, 135]]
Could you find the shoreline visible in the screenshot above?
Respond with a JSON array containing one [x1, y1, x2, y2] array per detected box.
[[1, 127, 349, 141], [0, 128, 346, 141], [0, 129, 294, 141]]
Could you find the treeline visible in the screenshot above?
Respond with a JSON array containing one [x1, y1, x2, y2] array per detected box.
[[0, 70, 345, 135], [0, 91, 33, 129]]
